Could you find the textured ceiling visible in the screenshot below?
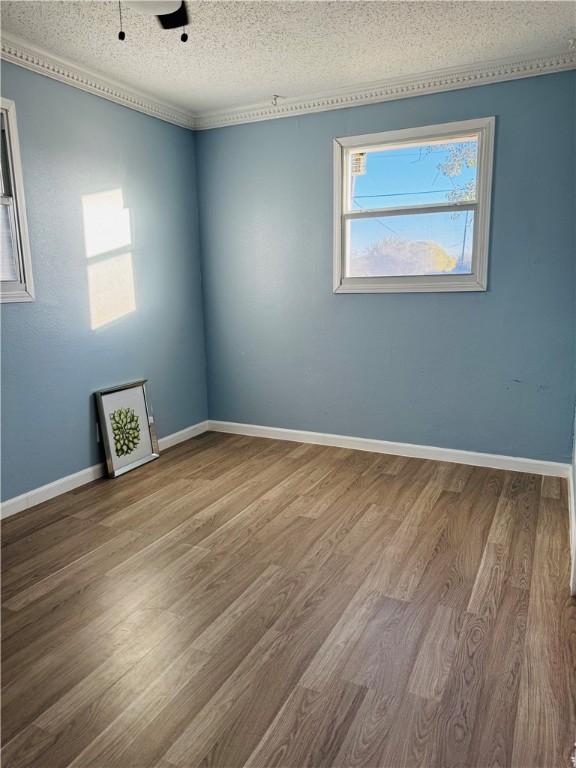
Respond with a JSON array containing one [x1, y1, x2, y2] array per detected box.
[[1, 1, 575, 115]]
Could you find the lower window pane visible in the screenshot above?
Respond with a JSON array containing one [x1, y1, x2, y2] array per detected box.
[[0, 204, 19, 282], [346, 210, 474, 278]]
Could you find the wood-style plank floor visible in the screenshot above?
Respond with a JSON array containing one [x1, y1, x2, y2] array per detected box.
[[2, 432, 575, 768]]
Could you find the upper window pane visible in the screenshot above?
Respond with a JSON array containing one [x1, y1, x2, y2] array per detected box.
[[1, 113, 12, 198], [347, 135, 479, 212]]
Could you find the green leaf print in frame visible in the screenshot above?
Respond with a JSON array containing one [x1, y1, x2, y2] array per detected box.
[[110, 407, 141, 457]]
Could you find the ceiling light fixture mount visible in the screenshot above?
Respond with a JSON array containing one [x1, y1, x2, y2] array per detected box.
[[117, 1, 189, 42], [126, 1, 181, 15]]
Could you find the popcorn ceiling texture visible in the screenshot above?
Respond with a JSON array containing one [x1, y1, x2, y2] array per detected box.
[[1, 1, 574, 115]]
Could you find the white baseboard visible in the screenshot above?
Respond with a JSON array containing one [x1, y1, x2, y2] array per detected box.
[[1, 464, 105, 520], [2, 417, 571, 521], [569, 467, 576, 596], [157, 420, 210, 451], [0, 420, 210, 520], [208, 420, 571, 478]]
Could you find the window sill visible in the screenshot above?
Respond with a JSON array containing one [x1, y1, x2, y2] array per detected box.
[[1, 286, 35, 303], [333, 275, 487, 294]]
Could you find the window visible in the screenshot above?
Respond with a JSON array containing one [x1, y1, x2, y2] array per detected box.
[[1, 98, 34, 302], [333, 118, 495, 293]]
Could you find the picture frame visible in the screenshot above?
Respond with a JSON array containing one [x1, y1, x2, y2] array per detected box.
[[95, 379, 160, 478]]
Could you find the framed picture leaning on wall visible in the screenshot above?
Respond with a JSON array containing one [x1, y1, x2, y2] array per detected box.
[[95, 379, 159, 478]]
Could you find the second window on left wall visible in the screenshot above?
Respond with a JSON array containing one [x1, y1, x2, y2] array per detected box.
[[1, 97, 34, 303]]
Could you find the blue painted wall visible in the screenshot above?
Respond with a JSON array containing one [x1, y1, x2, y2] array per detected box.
[[197, 72, 576, 462], [2, 65, 575, 502], [1, 62, 208, 500]]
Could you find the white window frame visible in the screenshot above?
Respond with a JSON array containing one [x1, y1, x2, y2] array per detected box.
[[1, 97, 34, 303], [333, 117, 495, 294]]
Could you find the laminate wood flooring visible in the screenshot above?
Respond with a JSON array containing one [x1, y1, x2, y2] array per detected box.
[[2, 432, 574, 767]]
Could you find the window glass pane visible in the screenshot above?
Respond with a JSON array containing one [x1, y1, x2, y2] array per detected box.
[[0, 204, 19, 282], [346, 210, 474, 277], [0, 112, 12, 198], [348, 136, 478, 211]]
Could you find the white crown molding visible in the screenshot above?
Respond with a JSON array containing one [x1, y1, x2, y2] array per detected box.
[[196, 47, 576, 130], [0, 32, 197, 129], [1, 32, 575, 131]]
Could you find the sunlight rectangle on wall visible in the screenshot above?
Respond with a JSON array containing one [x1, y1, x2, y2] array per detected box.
[[87, 251, 136, 329], [82, 189, 131, 258], [82, 188, 137, 329]]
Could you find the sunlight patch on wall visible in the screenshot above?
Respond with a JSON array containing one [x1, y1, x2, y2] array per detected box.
[[87, 252, 136, 329], [82, 189, 131, 258], [82, 189, 136, 329]]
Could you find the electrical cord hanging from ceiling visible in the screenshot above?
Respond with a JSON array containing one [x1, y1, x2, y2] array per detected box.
[[118, 0, 125, 40]]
